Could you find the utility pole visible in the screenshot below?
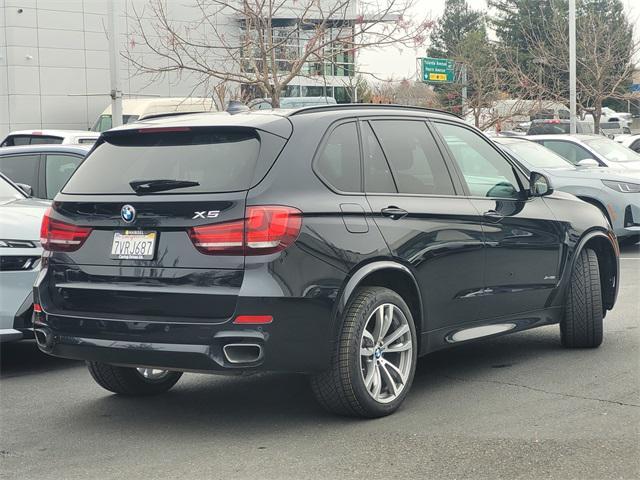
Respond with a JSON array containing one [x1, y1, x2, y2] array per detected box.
[[461, 64, 468, 118], [569, 0, 577, 134], [107, 0, 123, 127]]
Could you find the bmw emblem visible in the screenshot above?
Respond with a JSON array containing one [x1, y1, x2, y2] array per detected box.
[[121, 204, 136, 223]]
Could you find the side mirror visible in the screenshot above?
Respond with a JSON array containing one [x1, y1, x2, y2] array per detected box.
[[529, 172, 553, 197], [15, 183, 33, 196], [577, 159, 599, 168]]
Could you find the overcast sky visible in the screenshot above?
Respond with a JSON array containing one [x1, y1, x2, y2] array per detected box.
[[358, 0, 639, 81]]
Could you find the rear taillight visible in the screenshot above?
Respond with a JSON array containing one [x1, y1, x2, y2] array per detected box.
[[40, 208, 92, 252], [189, 205, 302, 256]]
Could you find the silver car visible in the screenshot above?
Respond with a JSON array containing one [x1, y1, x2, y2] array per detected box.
[[0, 173, 49, 342], [495, 136, 640, 243], [527, 134, 640, 171]]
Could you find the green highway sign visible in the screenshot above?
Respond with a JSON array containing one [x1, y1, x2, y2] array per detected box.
[[422, 57, 455, 83]]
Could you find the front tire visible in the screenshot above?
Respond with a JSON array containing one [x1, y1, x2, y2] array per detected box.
[[561, 248, 603, 348], [311, 287, 417, 418], [87, 362, 182, 396]]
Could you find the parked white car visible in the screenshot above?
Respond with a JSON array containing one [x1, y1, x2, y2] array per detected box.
[[0, 173, 49, 342], [601, 107, 633, 131], [615, 134, 640, 153], [1, 130, 99, 147]]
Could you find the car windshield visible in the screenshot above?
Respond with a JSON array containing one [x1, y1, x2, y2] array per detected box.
[[0, 176, 25, 200], [582, 137, 640, 162], [500, 140, 572, 169]]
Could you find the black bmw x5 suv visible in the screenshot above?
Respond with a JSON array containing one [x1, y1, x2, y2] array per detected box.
[[34, 105, 619, 417]]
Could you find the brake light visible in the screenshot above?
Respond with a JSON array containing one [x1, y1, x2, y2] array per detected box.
[[40, 208, 92, 252], [138, 127, 191, 133], [189, 205, 302, 255]]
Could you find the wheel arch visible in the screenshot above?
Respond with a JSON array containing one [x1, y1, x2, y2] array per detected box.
[[576, 195, 611, 224], [572, 230, 619, 312], [333, 261, 424, 344]]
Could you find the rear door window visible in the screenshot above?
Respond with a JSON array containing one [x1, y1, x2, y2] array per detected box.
[[314, 122, 361, 192], [370, 120, 454, 195], [0, 154, 40, 188], [44, 154, 84, 199], [63, 128, 263, 194]]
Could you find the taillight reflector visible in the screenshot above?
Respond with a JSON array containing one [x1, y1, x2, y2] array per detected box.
[[234, 315, 273, 324], [40, 208, 92, 252], [33, 303, 42, 313], [189, 205, 302, 256]]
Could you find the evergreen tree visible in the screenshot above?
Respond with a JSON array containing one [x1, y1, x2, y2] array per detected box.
[[427, 0, 485, 58], [492, 0, 636, 131]]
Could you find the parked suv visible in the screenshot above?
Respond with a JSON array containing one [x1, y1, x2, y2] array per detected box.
[[34, 106, 619, 418]]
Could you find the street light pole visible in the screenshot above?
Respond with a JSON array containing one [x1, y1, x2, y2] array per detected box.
[[569, 0, 577, 134], [107, 0, 123, 127]]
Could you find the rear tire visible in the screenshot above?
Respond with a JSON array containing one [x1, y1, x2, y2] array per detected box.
[[310, 287, 417, 418], [561, 248, 603, 348], [87, 362, 182, 395]]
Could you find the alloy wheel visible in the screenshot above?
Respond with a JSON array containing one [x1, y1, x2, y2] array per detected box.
[[359, 303, 413, 404]]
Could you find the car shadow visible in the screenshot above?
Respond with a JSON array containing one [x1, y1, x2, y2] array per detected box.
[[0, 339, 82, 378], [67, 326, 564, 435]]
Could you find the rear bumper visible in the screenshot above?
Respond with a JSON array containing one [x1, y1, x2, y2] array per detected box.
[[33, 299, 334, 374]]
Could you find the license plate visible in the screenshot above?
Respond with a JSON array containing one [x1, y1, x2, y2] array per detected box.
[[110, 231, 157, 260]]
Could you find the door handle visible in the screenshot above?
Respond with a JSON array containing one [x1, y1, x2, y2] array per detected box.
[[381, 206, 408, 220], [483, 209, 504, 221]]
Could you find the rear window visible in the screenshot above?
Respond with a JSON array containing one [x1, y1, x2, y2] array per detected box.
[[527, 123, 570, 135], [1, 135, 63, 146], [63, 128, 262, 194]]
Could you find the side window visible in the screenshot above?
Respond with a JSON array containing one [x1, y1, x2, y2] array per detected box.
[[30, 135, 63, 145], [315, 122, 361, 192], [541, 140, 591, 165], [630, 139, 640, 153], [370, 120, 454, 195], [0, 154, 40, 187], [361, 122, 396, 193], [434, 122, 522, 199], [45, 154, 83, 199]]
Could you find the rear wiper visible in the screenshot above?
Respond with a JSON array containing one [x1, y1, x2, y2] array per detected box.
[[129, 179, 200, 194]]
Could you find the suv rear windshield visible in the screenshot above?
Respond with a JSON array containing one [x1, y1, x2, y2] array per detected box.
[[63, 128, 261, 194]]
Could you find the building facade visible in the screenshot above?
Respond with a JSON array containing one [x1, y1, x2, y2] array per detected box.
[[0, 0, 356, 138]]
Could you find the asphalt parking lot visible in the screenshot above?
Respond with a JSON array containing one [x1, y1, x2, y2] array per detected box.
[[1, 244, 638, 480]]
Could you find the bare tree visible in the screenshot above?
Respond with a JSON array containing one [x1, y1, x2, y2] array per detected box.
[[503, 0, 637, 132], [369, 78, 439, 107], [449, 31, 541, 130], [125, 0, 433, 107]]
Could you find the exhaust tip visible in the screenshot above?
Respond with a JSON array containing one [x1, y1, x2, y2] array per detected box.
[[34, 328, 53, 350], [223, 343, 263, 364]]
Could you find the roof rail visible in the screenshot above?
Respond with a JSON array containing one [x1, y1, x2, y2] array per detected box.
[[287, 103, 461, 119]]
